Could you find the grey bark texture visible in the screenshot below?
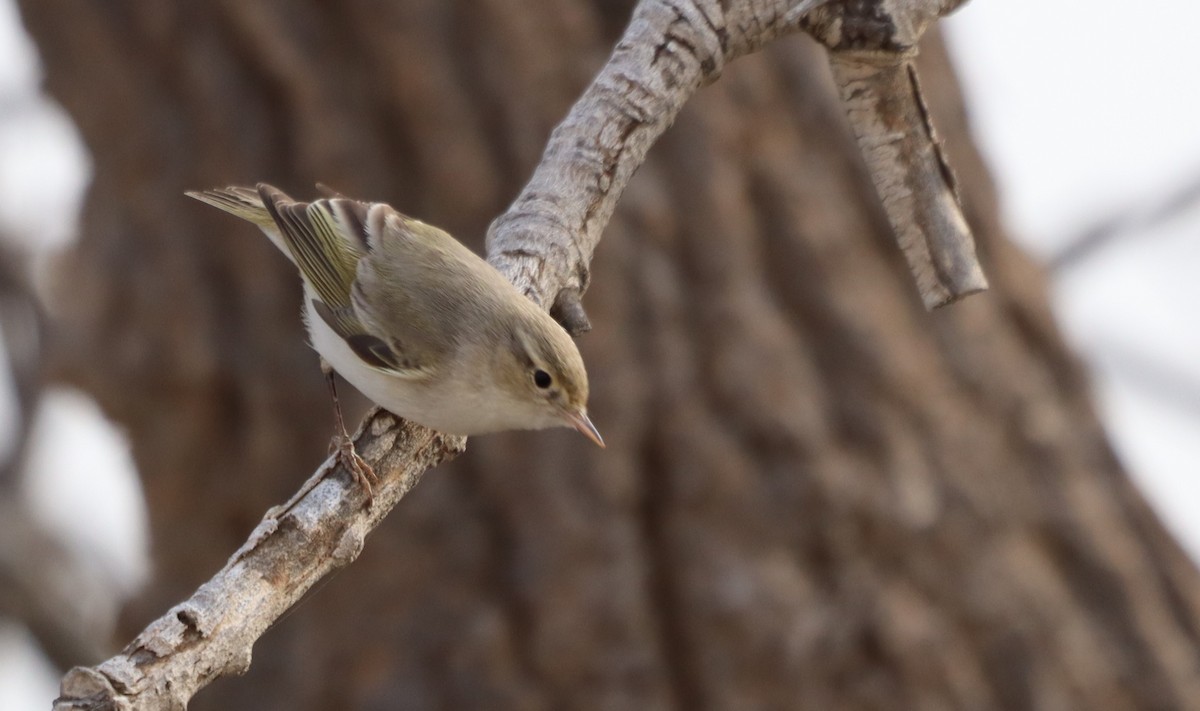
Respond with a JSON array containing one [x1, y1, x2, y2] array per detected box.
[[15, 0, 1200, 710], [56, 415, 462, 710], [490, 0, 985, 328]]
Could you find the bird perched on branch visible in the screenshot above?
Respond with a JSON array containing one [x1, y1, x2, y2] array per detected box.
[[188, 184, 603, 493]]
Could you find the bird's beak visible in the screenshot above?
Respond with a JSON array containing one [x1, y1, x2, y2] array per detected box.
[[564, 409, 605, 448]]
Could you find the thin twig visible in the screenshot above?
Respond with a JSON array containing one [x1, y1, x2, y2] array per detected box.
[[1048, 169, 1200, 272]]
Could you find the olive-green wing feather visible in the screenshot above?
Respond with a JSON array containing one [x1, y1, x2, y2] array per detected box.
[[191, 183, 428, 375], [350, 207, 503, 375], [253, 185, 437, 375], [256, 184, 362, 314], [186, 186, 294, 261]]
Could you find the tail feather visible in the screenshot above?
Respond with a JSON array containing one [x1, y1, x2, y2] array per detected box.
[[187, 186, 293, 260], [186, 186, 272, 225], [314, 182, 347, 199], [190, 183, 390, 358]]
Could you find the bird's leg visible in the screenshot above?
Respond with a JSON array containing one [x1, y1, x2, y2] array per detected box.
[[322, 359, 377, 501]]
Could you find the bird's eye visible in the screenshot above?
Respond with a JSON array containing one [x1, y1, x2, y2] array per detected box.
[[533, 369, 552, 389]]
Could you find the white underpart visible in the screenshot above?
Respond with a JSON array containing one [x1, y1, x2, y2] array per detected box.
[[303, 288, 562, 435]]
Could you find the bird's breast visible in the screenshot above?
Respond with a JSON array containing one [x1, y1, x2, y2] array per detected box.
[[304, 299, 533, 435]]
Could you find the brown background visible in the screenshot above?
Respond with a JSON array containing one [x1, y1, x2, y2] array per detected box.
[[16, 0, 1200, 708]]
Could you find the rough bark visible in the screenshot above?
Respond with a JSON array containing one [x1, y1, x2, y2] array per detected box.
[[17, 1, 1200, 710], [490, 0, 985, 328], [56, 414, 462, 710]]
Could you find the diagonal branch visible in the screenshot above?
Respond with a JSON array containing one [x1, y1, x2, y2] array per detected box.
[[55, 1, 981, 708], [55, 413, 464, 710], [1047, 166, 1200, 271], [488, 0, 983, 333], [803, 0, 987, 307]]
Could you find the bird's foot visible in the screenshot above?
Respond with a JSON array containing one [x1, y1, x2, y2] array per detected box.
[[331, 434, 378, 505]]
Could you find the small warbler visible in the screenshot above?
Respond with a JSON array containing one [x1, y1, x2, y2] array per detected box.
[[188, 184, 603, 487]]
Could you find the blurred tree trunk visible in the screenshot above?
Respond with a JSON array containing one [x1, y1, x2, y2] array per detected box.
[[17, 1, 1200, 709]]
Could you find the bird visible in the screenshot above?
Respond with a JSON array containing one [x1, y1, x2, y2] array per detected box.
[[188, 183, 603, 492]]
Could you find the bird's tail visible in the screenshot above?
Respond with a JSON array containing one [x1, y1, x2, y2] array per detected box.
[[186, 186, 293, 259]]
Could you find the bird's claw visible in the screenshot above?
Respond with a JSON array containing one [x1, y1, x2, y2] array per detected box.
[[332, 434, 377, 505]]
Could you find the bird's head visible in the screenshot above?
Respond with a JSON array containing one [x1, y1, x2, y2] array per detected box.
[[495, 309, 603, 447]]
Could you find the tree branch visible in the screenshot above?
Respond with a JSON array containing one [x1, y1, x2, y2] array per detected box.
[[1047, 166, 1200, 271], [803, 0, 987, 307], [54, 414, 464, 710], [55, 1, 982, 707], [486, 0, 738, 334], [488, 0, 984, 333]]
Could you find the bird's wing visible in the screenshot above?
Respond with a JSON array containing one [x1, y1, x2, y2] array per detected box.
[[192, 183, 450, 376], [256, 184, 365, 311], [349, 206, 484, 376], [255, 185, 430, 376]]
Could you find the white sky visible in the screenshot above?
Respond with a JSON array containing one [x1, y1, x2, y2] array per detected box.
[[945, 1, 1200, 555], [946, 0, 1200, 253], [2, 0, 1200, 704]]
